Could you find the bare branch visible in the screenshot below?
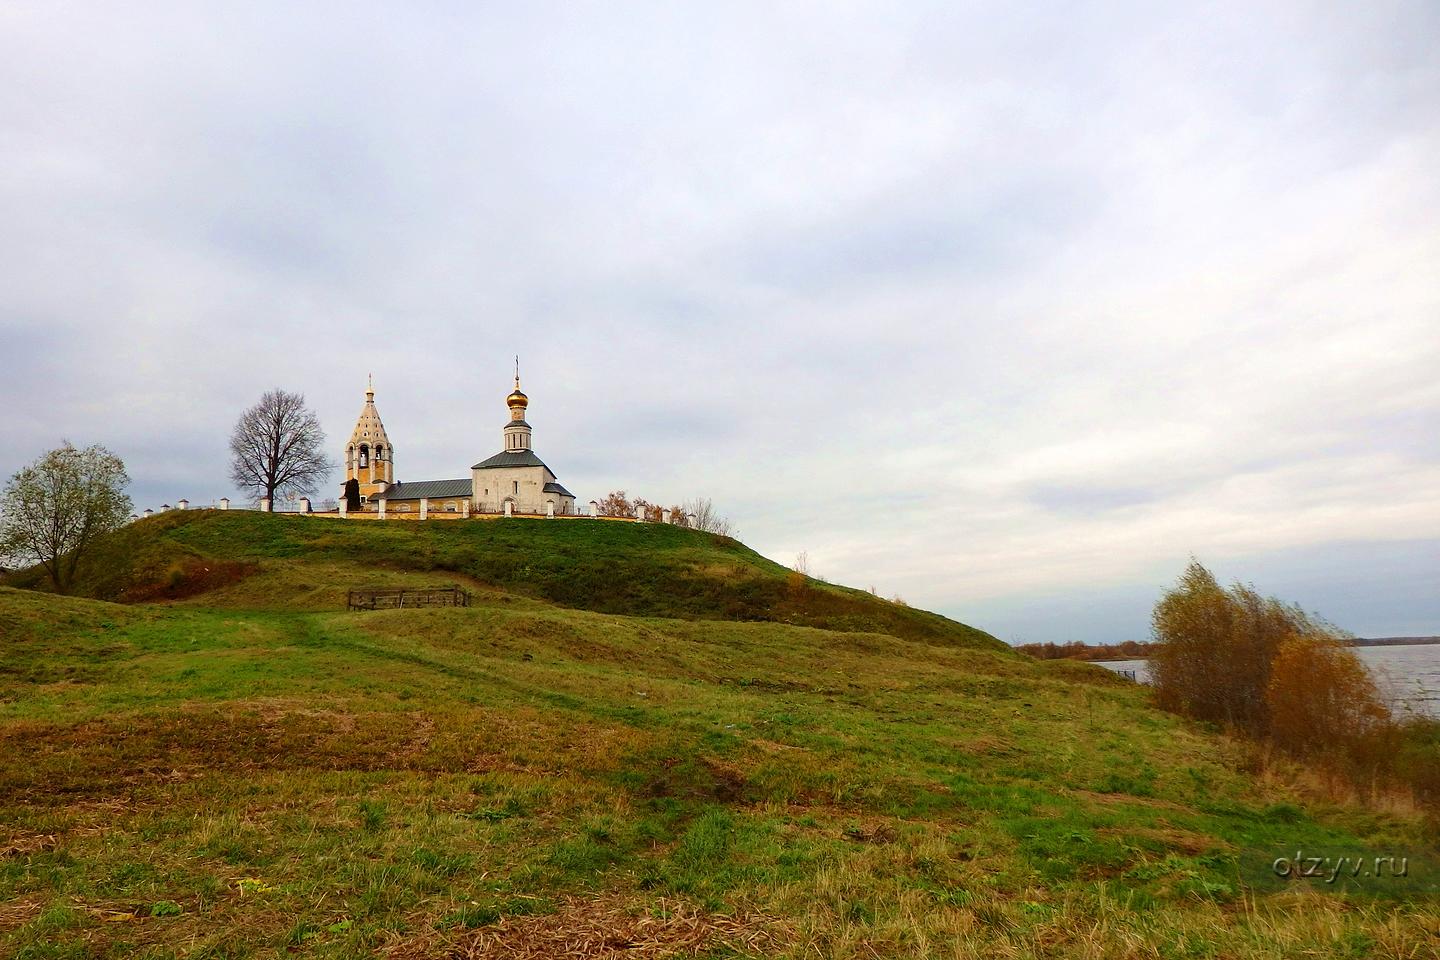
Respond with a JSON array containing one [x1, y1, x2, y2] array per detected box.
[[228, 389, 335, 505], [684, 497, 733, 537]]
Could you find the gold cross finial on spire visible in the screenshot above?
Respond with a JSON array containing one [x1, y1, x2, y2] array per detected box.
[[514, 355, 520, 389]]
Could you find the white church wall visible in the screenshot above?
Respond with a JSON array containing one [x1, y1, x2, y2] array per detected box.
[[471, 465, 551, 513]]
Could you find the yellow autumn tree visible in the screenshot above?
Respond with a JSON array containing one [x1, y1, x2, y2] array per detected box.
[[1266, 635, 1390, 758], [1150, 561, 1357, 738]]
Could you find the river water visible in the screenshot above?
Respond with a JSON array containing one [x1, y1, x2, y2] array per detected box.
[[1095, 644, 1440, 719]]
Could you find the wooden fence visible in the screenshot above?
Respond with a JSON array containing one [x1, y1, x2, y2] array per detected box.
[[346, 586, 471, 610]]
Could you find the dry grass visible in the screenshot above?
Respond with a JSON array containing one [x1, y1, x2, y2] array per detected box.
[[1, 832, 58, 859], [387, 894, 785, 959], [0, 896, 45, 933]]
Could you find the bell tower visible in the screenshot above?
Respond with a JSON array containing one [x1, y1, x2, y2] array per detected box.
[[346, 375, 393, 499]]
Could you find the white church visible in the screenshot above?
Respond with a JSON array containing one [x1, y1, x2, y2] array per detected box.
[[342, 370, 578, 517]]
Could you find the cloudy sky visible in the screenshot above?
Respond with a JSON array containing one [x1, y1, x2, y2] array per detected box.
[[4, 2, 1437, 643]]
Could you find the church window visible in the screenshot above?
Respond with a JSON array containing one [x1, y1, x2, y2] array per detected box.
[[513, 481, 519, 495], [445, 503, 456, 512]]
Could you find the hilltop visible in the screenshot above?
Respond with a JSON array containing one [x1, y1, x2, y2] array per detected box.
[[2, 513, 1437, 958]]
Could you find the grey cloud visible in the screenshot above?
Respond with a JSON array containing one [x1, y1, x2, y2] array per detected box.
[[740, 176, 1100, 293], [1027, 484, 1163, 515]]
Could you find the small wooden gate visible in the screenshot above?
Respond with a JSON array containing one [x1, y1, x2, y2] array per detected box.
[[346, 586, 471, 610]]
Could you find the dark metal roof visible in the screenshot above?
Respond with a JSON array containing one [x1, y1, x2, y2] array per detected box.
[[503, 419, 531, 429], [543, 481, 575, 498], [377, 479, 472, 501], [471, 450, 551, 470]]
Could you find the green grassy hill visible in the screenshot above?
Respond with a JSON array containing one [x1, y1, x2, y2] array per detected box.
[[6, 510, 1001, 650], [1, 513, 1436, 959]]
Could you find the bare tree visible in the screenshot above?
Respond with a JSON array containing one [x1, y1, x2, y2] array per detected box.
[[0, 441, 132, 593], [229, 389, 333, 509], [787, 551, 810, 602], [684, 497, 733, 537], [618, 493, 732, 533]]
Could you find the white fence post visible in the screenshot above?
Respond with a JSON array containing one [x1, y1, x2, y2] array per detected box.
[[219, 498, 229, 511], [299, 497, 311, 514], [339, 498, 347, 517], [260, 498, 271, 513], [662, 508, 672, 524], [546, 501, 555, 518], [503, 500, 513, 517], [420, 497, 428, 520], [378, 498, 387, 520]]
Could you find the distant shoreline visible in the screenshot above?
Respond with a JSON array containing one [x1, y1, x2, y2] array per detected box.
[[1019, 636, 1440, 664], [1089, 636, 1440, 664]]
